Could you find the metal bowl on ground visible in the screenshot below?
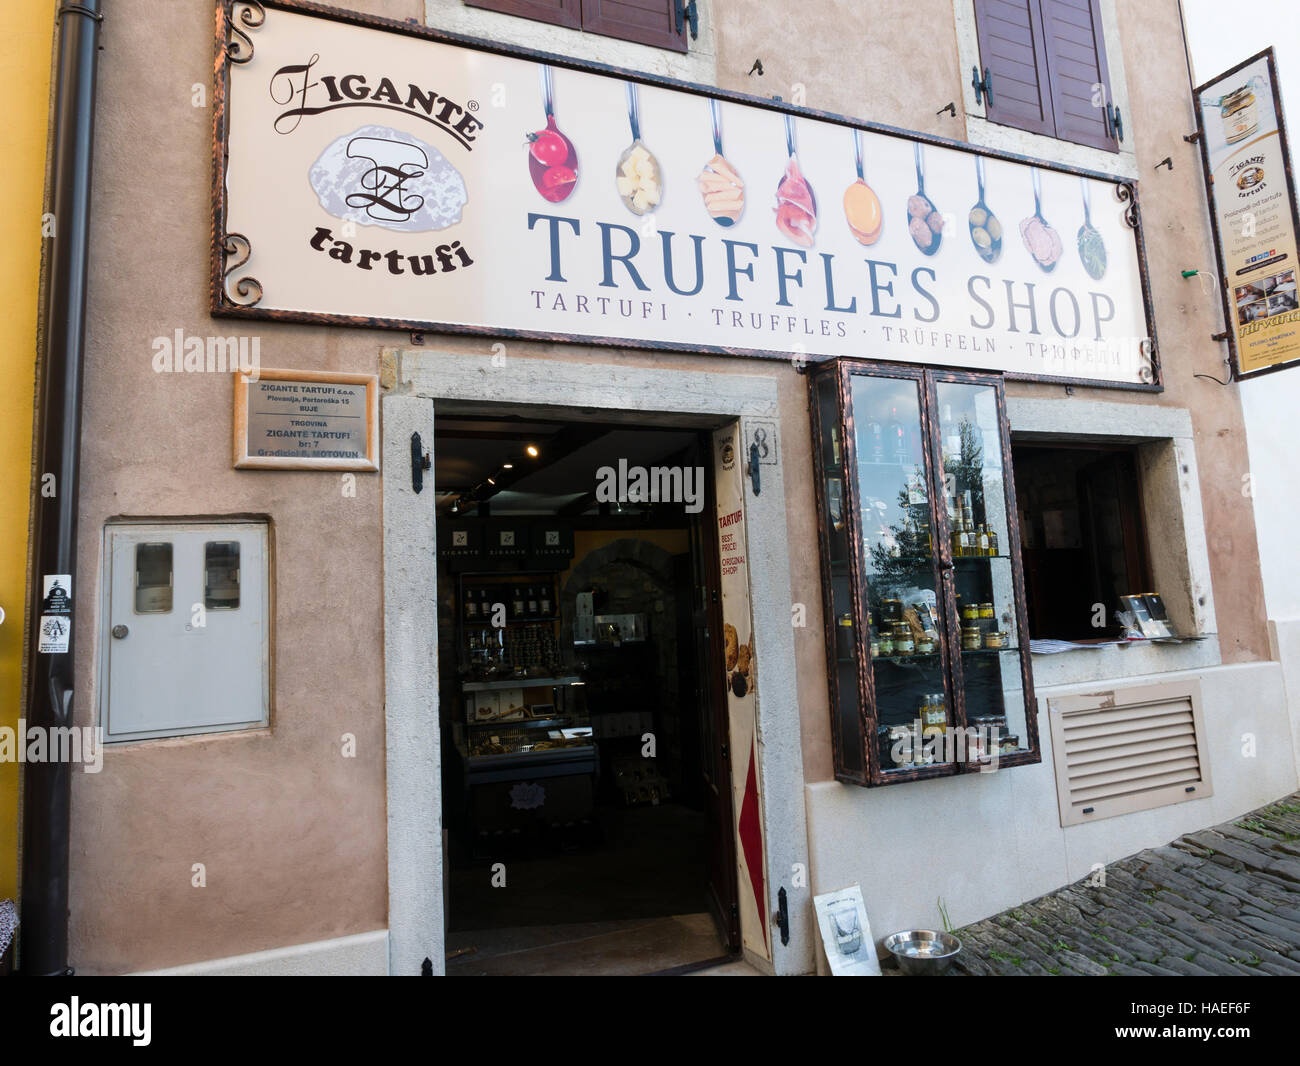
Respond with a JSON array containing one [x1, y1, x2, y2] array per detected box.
[[883, 929, 961, 975]]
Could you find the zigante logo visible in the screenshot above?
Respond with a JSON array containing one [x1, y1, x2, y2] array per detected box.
[[269, 55, 485, 148]]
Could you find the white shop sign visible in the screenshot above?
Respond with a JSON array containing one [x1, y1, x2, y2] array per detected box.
[[215, 1, 1155, 388]]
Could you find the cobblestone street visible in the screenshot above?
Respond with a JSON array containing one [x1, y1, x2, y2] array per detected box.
[[952, 794, 1300, 976]]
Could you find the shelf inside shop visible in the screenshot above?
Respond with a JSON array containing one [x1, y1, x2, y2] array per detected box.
[[462, 675, 582, 692], [868, 652, 942, 665], [465, 717, 573, 730]]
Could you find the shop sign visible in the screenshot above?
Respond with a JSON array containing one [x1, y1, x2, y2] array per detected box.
[[214, 1, 1157, 388], [1194, 48, 1300, 380], [233, 367, 379, 470]]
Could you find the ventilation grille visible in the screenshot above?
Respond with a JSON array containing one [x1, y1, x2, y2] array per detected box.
[[1048, 682, 1211, 826]]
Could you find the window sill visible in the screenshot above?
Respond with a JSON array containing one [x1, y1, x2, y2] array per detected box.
[[964, 114, 1138, 180], [1030, 633, 1220, 688], [428, 0, 716, 82]]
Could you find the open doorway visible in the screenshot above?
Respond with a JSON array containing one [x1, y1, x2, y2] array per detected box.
[[435, 412, 740, 975]]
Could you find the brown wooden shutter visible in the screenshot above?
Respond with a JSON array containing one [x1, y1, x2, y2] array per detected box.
[[464, 0, 582, 31], [1039, 0, 1117, 151], [580, 0, 686, 52], [972, 0, 1056, 138]]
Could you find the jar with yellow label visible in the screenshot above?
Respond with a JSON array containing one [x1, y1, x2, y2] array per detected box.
[[984, 630, 1006, 649], [920, 693, 947, 736], [836, 613, 855, 660], [961, 603, 980, 623], [1222, 85, 1258, 144], [979, 603, 995, 620]]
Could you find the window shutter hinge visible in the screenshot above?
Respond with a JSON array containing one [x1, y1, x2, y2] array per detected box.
[[971, 66, 993, 109], [1107, 103, 1124, 144], [675, 0, 699, 39]]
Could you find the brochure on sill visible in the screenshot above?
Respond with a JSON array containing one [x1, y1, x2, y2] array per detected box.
[[1029, 638, 1128, 654], [1030, 635, 1189, 654]]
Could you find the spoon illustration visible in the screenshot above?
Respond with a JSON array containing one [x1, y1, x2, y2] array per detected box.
[[615, 82, 662, 215], [696, 98, 744, 226], [1019, 168, 1062, 272], [907, 142, 942, 255], [528, 65, 578, 204], [843, 129, 883, 245], [775, 113, 817, 247], [1077, 178, 1107, 280], [967, 155, 1002, 263]]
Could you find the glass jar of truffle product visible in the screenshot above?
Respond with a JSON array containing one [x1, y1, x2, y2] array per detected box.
[[893, 625, 914, 656], [836, 613, 855, 660], [920, 693, 946, 736], [1222, 85, 1258, 144], [961, 626, 982, 651]]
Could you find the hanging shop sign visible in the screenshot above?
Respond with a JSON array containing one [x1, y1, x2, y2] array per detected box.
[[213, 1, 1158, 389], [233, 367, 379, 470], [1194, 48, 1300, 380]]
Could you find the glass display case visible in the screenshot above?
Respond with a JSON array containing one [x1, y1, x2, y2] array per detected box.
[[809, 361, 1038, 786], [454, 571, 596, 778]]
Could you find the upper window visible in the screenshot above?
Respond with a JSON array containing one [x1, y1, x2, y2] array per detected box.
[[465, 0, 689, 52], [972, 0, 1120, 152]]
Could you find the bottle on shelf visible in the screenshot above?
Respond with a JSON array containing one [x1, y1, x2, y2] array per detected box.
[[940, 404, 955, 463], [887, 407, 907, 462], [512, 586, 525, 619], [465, 586, 478, 621], [950, 510, 964, 559], [988, 527, 999, 556], [830, 423, 842, 466], [976, 524, 989, 556], [527, 586, 538, 618], [539, 583, 552, 617], [865, 413, 884, 463]]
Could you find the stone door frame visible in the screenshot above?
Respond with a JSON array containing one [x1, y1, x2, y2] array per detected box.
[[380, 348, 813, 975]]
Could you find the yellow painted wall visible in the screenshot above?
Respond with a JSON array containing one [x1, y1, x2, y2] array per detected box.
[[0, 1, 53, 902]]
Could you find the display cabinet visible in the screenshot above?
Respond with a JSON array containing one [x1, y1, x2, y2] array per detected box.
[[809, 360, 1038, 786], [453, 570, 597, 779]]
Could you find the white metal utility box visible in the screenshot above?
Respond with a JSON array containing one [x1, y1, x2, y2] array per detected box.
[[99, 520, 271, 741]]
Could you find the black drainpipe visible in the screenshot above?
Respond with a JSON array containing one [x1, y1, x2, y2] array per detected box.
[[20, 0, 103, 976]]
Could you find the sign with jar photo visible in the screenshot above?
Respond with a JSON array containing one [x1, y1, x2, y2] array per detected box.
[[1195, 48, 1300, 379]]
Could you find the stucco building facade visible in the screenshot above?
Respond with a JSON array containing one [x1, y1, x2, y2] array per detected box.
[[8, 0, 1297, 975]]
